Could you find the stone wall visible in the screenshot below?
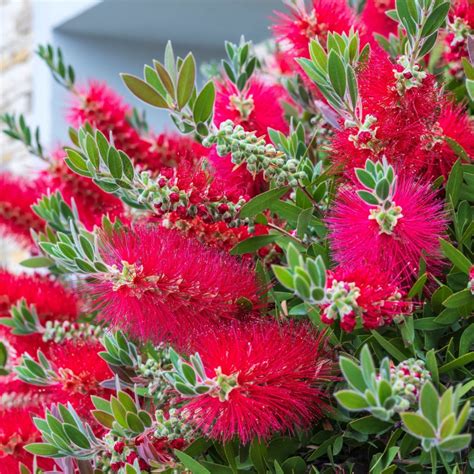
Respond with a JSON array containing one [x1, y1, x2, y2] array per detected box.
[[0, 0, 34, 269], [0, 0, 33, 173]]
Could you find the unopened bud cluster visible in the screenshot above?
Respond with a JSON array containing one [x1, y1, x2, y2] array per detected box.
[[203, 120, 305, 186], [390, 359, 431, 411], [348, 115, 380, 152], [154, 408, 193, 441], [321, 280, 361, 332], [394, 56, 427, 94], [42, 320, 104, 343]]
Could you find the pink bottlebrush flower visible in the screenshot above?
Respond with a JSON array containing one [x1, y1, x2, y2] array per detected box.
[[0, 270, 79, 320], [320, 266, 410, 332], [88, 225, 259, 344], [327, 177, 447, 285], [212, 77, 288, 198], [178, 321, 334, 443], [272, 0, 360, 62], [68, 81, 159, 171], [0, 174, 44, 246], [361, 0, 397, 43]]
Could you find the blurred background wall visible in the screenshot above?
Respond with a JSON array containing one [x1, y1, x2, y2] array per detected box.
[[0, 0, 282, 268]]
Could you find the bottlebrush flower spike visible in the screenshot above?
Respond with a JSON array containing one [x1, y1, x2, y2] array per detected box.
[[45, 340, 111, 421], [0, 271, 79, 320], [212, 77, 289, 198], [360, 0, 397, 42], [0, 174, 44, 246], [68, 81, 159, 171], [272, 0, 360, 62], [88, 225, 259, 344], [0, 405, 54, 474], [320, 265, 410, 332], [171, 321, 334, 443], [327, 166, 447, 284]]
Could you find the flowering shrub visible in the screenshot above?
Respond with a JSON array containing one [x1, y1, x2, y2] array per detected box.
[[0, 0, 473, 472]]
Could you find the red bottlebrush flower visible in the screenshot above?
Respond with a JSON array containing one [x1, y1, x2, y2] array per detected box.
[[0, 405, 54, 474], [330, 50, 446, 179], [361, 0, 397, 42], [39, 149, 125, 230], [177, 321, 334, 443], [327, 177, 447, 285], [0, 174, 44, 246], [212, 77, 288, 198], [0, 270, 79, 320], [320, 265, 410, 332], [214, 78, 288, 139], [442, 0, 474, 78], [88, 225, 259, 344], [68, 81, 159, 171], [272, 0, 360, 62]]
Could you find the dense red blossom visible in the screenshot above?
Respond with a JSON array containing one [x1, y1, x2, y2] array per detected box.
[[212, 77, 288, 198], [327, 177, 447, 284], [88, 225, 259, 344], [272, 0, 359, 62], [361, 0, 397, 42], [0, 405, 54, 474], [46, 340, 111, 421], [0, 270, 79, 320], [0, 174, 44, 246], [330, 50, 462, 180], [68, 81, 159, 170], [179, 321, 334, 443], [322, 266, 410, 332]]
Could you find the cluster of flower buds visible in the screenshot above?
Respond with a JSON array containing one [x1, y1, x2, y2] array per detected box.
[[139, 168, 247, 226], [394, 56, 428, 94], [321, 279, 361, 332], [444, 15, 471, 78], [42, 320, 104, 344], [203, 120, 305, 186], [390, 359, 431, 411], [154, 408, 193, 442], [347, 114, 380, 151]]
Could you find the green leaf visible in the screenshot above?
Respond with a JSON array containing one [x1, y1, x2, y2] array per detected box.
[[153, 61, 174, 97], [327, 50, 346, 98], [438, 434, 471, 453], [175, 450, 211, 474], [439, 352, 474, 374], [177, 53, 196, 110], [230, 235, 278, 255], [20, 256, 54, 268], [442, 289, 472, 309], [370, 331, 408, 363], [375, 178, 389, 200], [401, 413, 436, 439], [281, 456, 306, 474], [335, 390, 369, 410], [120, 73, 168, 108], [92, 410, 114, 429], [408, 273, 427, 298], [272, 265, 295, 290], [193, 81, 215, 123], [356, 169, 376, 189], [349, 415, 393, 434], [339, 356, 366, 392], [126, 412, 145, 434], [357, 190, 379, 205], [24, 443, 60, 457], [419, 382, 439, 427], [446, 159, 464, 206], [63, 423, 90, 449], [420, 2, 450, 37], [239, 187, 290, 218]]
